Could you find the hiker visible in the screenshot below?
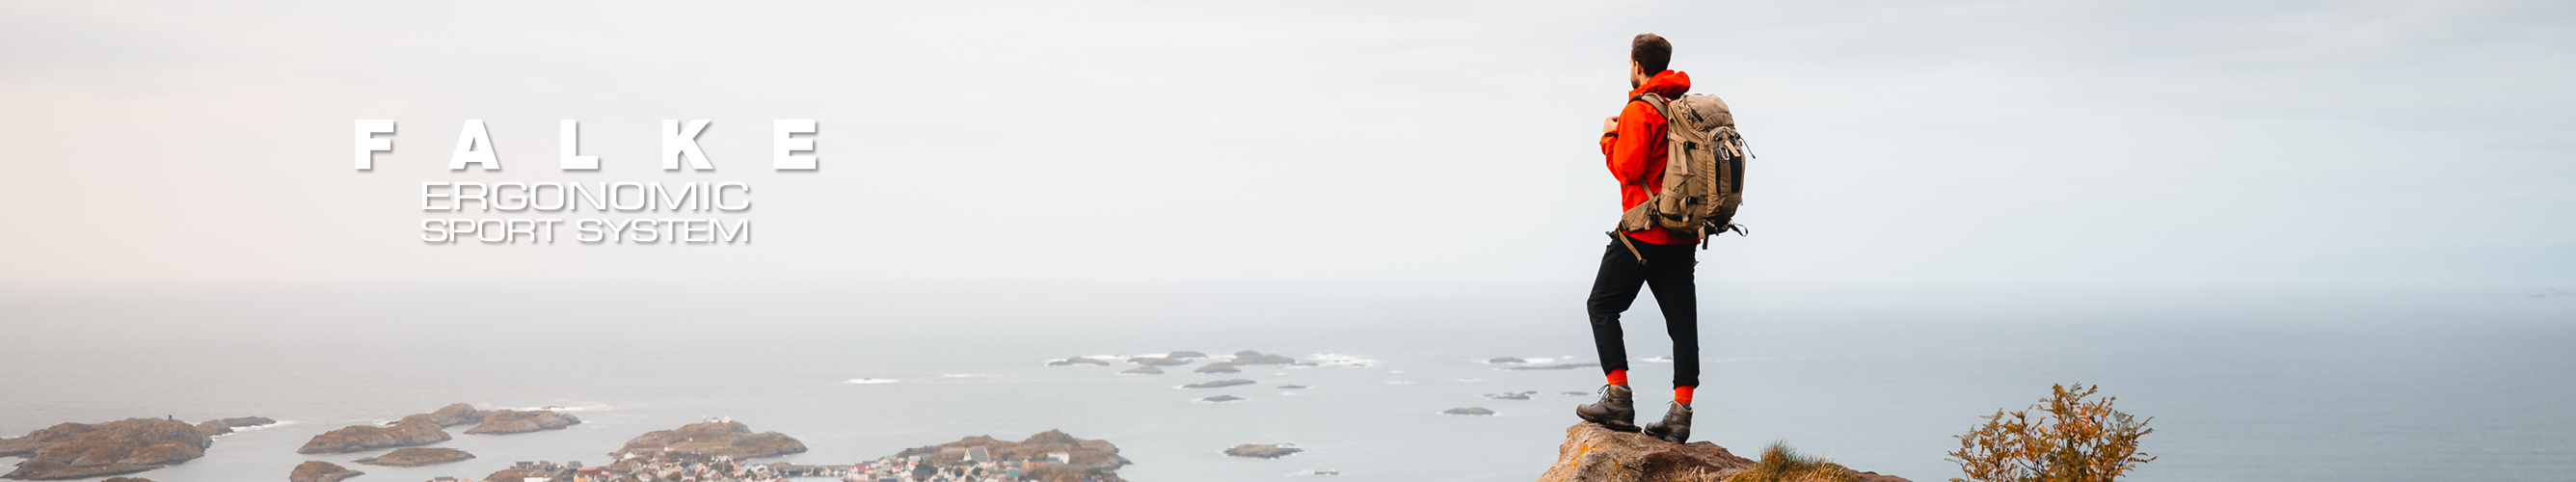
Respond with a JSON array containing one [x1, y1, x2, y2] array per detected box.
[[1575, 33, 1702, 443]]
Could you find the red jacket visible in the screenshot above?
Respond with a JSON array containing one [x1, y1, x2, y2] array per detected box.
[[1601, 69, 1697, 245]]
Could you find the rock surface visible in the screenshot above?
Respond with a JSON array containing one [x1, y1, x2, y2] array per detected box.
[[0, 418, 213, 480], [613, 420, 807, 459], [1128, 357, 1191, 366], [1489, 357, 1528, 363], [1193, 362, 1241, 373], [1120, 365, 1164, 375], [1198, 395, 1245, 403], [463, 410, 579, 435], [352, 446, 475, 467], [1443, 407, 1496, 416], [288, 461, 363, 482], [1534, 423, 1912, 482], [1183, 379, 1255, 388], [1166, 351, 1208, 359], [96, 478, 153, 482], [1222, 443, 1301, 459]]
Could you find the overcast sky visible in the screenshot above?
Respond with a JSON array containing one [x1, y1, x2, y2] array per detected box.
[[0, 0, 2567, 285]]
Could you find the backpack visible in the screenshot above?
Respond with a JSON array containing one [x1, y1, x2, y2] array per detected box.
[[1614, 92, 1750, 257]]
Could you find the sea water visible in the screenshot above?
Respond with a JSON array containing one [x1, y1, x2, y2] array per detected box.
[[1, 281, 2570, 482]]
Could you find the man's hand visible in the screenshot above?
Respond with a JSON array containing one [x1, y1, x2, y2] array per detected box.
[[1602, 116, 1620, 134]]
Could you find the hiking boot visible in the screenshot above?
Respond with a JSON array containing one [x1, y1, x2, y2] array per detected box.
[[1574, 385, 1638, 432], [1642, 402, 1693, 443]]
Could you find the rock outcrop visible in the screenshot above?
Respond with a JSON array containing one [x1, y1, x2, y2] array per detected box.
[[352, 446, 475, 467], [613, 420, 807, 459], [288, 461, 363, 482], [1444, 407, 1496, 416], [1120, 366, 1163, 375], [893, 429, 1130, 472], [0, 418, 213, 480], [1223, 443, 1301, 459], [1534, 423, 1911, 482], [96, 478, 153, 482], [1198, 395, 1244, 403], [463, 410, 579, 435], [1166, 351, 1208, 359], [1128, 357, 1191, 366]]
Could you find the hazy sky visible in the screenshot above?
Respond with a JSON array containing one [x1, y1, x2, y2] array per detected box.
[[1, 0, 2568, 284]]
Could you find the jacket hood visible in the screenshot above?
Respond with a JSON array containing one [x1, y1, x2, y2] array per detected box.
[[1627, 69, 1691, 99]]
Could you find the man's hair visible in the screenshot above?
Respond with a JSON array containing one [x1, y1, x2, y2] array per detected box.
[[1631, 34, 1673, 73]]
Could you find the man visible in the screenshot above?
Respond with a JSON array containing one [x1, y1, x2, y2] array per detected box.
[[1574, 33, 1700, 443]]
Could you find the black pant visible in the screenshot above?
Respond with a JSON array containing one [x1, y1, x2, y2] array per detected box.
[[1586, 235, 1699, 388]]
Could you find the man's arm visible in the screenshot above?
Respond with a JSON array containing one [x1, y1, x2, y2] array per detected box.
[[1603, 101, 1662, 184]]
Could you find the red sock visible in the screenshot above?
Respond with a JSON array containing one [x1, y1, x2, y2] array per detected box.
[[1675, 386, 1695, 406], [1606, 369, 1629, 387]]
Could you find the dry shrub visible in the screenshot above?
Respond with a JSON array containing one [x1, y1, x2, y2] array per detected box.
[[1947, 383, 2155, 482], [1719, 442, 1858, 482]]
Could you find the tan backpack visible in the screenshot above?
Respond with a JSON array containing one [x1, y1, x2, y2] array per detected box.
[[1614, 92, 1750, 259]]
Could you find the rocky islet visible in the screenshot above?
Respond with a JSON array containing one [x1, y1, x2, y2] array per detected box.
[[287, 461, 362, 482], [350, 446, 475, 467], [0, 417, 218, 480]]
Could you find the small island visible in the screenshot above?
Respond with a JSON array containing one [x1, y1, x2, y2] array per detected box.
[[613, 420, 807, 459], [1228, 351, 1296, 365], [1183, 379, 1256, 388], [1047, 357, 1111, 366], [352, 447, 475, 467], [1508, 362, 1600, 371], [1223, 443, 1302, 459], [1120, 365, 1164, 375], [1194, 362, 1242, 373], [1443, 407, 1496, 416], [298, 403, 501, 454], [464, 409, 579, 435], [1198, 395, 1245, 403], [1128, 357, 1191, 366], [191, 416, 277, 437], [1165, 351, 1208, 359], [0, 417, 216, 480], [288, 461, 362, 482]]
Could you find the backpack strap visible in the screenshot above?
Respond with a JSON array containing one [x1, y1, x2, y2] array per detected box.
[[1608, 231, 1647, 265]]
